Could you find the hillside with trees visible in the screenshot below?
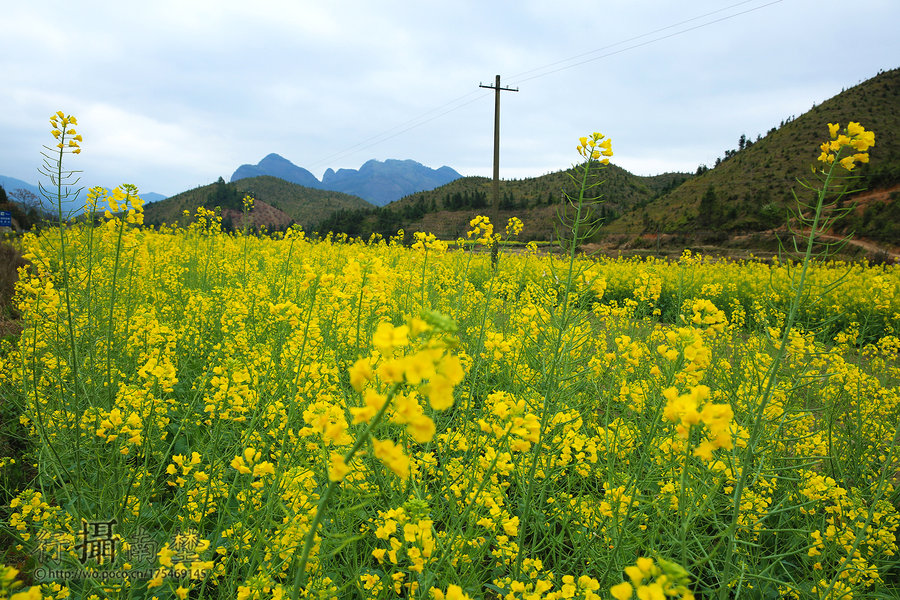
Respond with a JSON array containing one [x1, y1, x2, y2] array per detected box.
[[608, 67, 900, 235], [0, 185, 55, 231], [144, 176, 373, 231], [318, 166, 691, 241]]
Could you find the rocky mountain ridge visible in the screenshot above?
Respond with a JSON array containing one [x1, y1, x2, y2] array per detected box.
[[231, 154, 461, 206]]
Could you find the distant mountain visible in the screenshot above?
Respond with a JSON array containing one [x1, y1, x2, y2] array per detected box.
[[141, 192, 168, 203], [0, 176, 41, 199], [0, 175, 167, 211], [322, 159, 462, 207], [231, 153, 321, 189], [231, 155, 462, 206]]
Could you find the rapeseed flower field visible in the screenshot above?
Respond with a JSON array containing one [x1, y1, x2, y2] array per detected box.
[[0, 119, 898, 599]]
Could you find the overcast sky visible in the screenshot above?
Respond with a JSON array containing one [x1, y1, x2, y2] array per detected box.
[[2, 0, 897, 198]]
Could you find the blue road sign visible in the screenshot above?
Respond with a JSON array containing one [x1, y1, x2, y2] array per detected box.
[[0, 211, 11, 227]]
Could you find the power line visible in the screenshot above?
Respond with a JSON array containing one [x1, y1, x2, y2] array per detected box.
[[506, 0, 774, 83], [307, 0, 783, 169], [305, 91, 488, 170], [508, 0, 784, 86]]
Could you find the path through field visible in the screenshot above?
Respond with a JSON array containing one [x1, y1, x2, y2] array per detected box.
[[814, 232, 900, 261]]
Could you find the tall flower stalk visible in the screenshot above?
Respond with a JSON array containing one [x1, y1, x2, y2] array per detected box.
[[33, 112, 84, 509], [717, 122, 876, 598], [515, 131, 612, 577]]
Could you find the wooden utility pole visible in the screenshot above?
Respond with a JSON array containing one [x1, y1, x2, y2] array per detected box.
[[479, 75, 518, 225]]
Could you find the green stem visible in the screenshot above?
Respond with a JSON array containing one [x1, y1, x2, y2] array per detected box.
[[291, 383, 400, 596], [48, 131, 84, 512], [105, 197, 128, 404], [820, 423, 899, 599], [717, 155, 841, 597], [515, 156, 594, 577]]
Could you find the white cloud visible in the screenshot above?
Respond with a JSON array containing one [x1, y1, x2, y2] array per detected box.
[[1, 0, 897, 195]]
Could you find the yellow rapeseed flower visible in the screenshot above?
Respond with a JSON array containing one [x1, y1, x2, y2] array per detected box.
[[329, 453, 350, 482], [611, 581, 634, 600], [577, 131, 613, 164], [817, 121, 874, 170], [372, 437, 409, 479], [373, 322, 410, 355]]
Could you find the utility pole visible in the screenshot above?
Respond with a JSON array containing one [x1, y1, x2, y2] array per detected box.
[[479, 75, 518, 227]]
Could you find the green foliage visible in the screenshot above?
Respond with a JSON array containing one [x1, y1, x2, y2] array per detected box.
[[697, 186, 719, 228], [865, 163, 900, 189], [205, 176, 243, 212], [0, 242, 27, 319], [443, 189, 488, 211]]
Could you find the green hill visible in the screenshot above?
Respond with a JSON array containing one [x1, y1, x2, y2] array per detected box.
[[609, 67, 900, 236], [395, 165, 689, 214], [144, 176, 373, 230], [318, 166, 691, 241]]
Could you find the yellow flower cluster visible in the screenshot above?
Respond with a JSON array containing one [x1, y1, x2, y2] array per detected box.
[[9, 490, 73, 547], [490, 556, 605, 600], [372, 437, 411, 480], [610, 557, 694, 600], [149, 530, 214, 591], [505, 216, 524, 237], [799, 469, 899, 591], [102, 184, 145, 224], [0, 565, 41, 600], [662, 384, 734, 461], [165, 452, 207, 487], [205, 363, 258, 423], [369, 505, 436, 581], [95, 407, 144, 448], [477, 391, 540, 452], [412, 231, 448, 252], [576, 131, 613, 163], [689, 298, 727, 335], [344, 319, 465, 480], [467, 215, 496, 246], [817, 121, 875, 170], [49, 110, 82, 154], [465, 215, 524, 248], [633, 271, 662, 306], [189, 205, 223, 233], [137, 354, 177, 392], [230, 448, 276, 488], [430, 584, 474, 600]]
